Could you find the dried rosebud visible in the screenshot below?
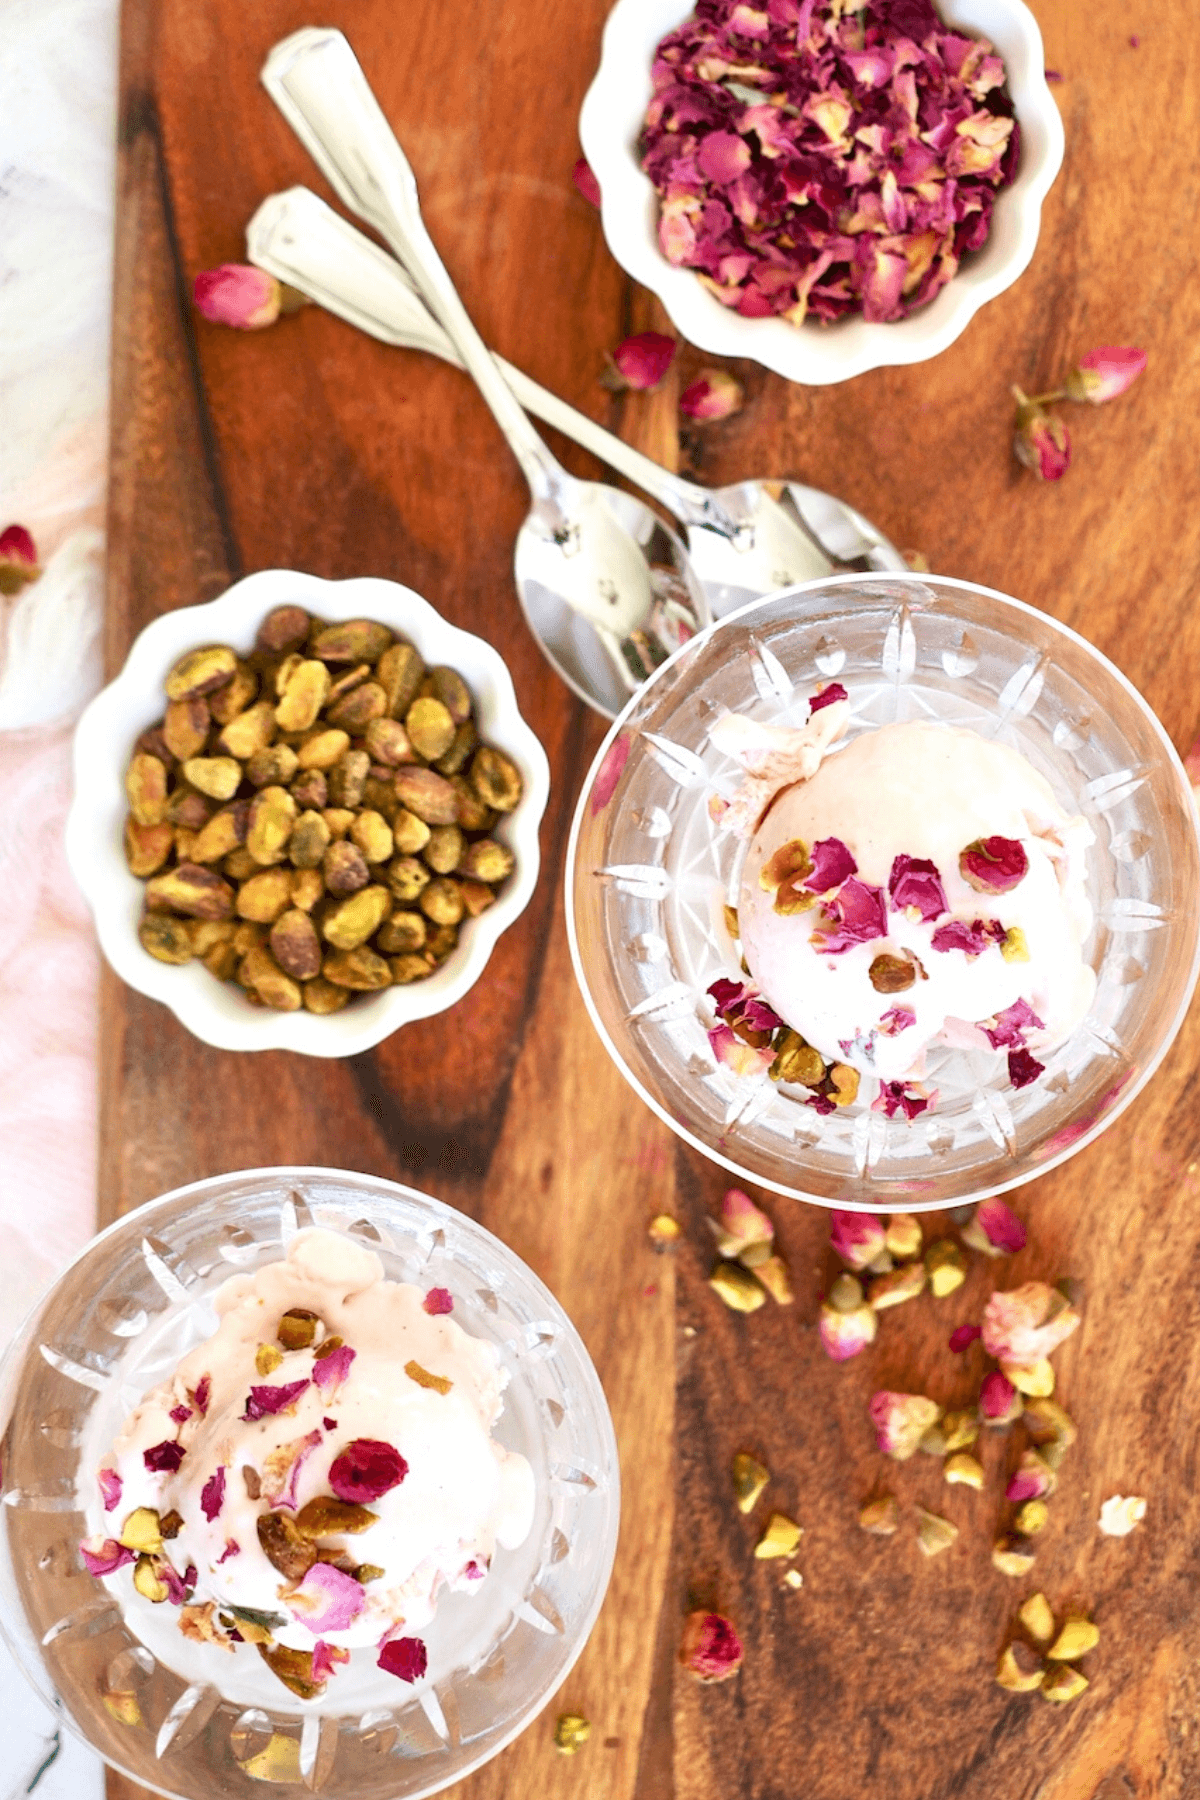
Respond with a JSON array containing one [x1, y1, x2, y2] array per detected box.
[[819, 1276, 877, 1361], [958, 836, 1029, 895], [829, 1210, 886, 1272], [979, 1369, 1023, 1427], [1064, 345, 1147, 404], [1098, 1494, 1145, 1536], [885, 1214, 923, 1261], [961, 1198, 1027, 1257], [869, 1392, 941, 1461], [996, 1640, 1045, 1692], [916, 1508, 958, 1558], [754, 1512, 802, 1559], [679, 1611, 743, 1682], [1013, 395, 1071, 480], [1041, 1664, 1088, 1703], [1003, 1357, 1056, 1397], [949, 1324, 982, 1353], [866, 1261, 927, 1310], [925, 1239, 967, 1298], [714, 1186, 775, 1256], [982, 1283, 1080, 1366], [572, 156, 601, 206], [679, 370, 744, 422], [944, 1453, 984, 1490], [1047, 1615, 1100, 1660], [0, 524, 40, 596], [731, 1451, 769, 1515], [858, 1494, 899, 1536], [708, 1261, 767, 1313], [1018, 1592, 1056, 1644], [1013, 1499, 1049, 1536], [992, 1532, 1037, 1577], [554, 1713, 592, 1755], [609, 331, 677, 391], [329, 1438, 408, 1504], [755, 1255, 794, 1306], [193, 264, 282, 330]]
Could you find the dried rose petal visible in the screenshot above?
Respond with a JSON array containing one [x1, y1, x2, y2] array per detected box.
[[323, 1417, 337, 1431], [217, 1539, 241, 1563], [312, 1345, 356, 1392], [1008, 1047, 1044, 1088], [193, 1376, 211, 1416], [829, 1210, 885, 1272], [949, 1323, 982, 1353], [708, 1023, 773, 1077], [311, 1640, 351, 1684], [98, 1467, 122, 1513], [979, 1368, 1022, 1426], [0, 523, 41, 597], [329, 1438, 408, 1504], [930, 918, 994, 957], [878, 1004, 916, 1035], [144, 1440, 185, 1474], [160, 1559, 196, 1606], [589, 732, 631, 816], [1014, 402, 1071, 480], [572, 156, 601, 207], [959, 835, 1029, 894], [423, 1287, 454, 1316], [868, 1391, 941, 1461], [875, 1081, 933, 1121], [962, 1197, 1027, 1256], [201, 1465, 226, 1522], [611, 331, 677, 391], [816, 877, 887, 953], [263, 1429, 324, 1512], [242, 1378, 310, 1421], [465, 1558, 487, 1580], [80, 1536, 135, 1578], [679, 370, 743, 421], [888, 854, 947, 920], [169, 1404, 192, 1425], [981, 999, 1044, 1050], [1065, 346, 1147, 404], [288, 1563, 366, 1634], [804, 836, 858, 894], [982, 1283, 1080, 1365], [706, 977, 782, 1039], [378, 1634, 428, 1683], [193, 264, 282, 330], [810, 683, 848, 714], [679, 1610, 743, 1682]]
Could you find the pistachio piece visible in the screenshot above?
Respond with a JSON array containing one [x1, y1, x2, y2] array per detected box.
[[246, 785, 298, 866], [322, 885, 391, 951], [1014, 1499, 1049, 1536], [119, 1507, 164, 1554], [450, 774, 495, 831], [992, 1532, 1037, 1577], [277, 1308, 320, 1351], [1041, 1665, 1088, 1703], [240, 946, 302, 1011], [270, 909, 322, 981], [424, 665, 472, 724], [884, 1214, 922, 1260], [187, 919, 235, 955], [553, 1713, 591, 1756], [827, 1063, 859, 1106], [125, 753, 169, 826], [435, 720, 477, 775], [461, 838, 514, 884], [255, 605, 311, 656], [420, 877, 465, 927], [394, 766, 458, 825], [350, 809, 394, 864], [294, 1496, 379, 1536], [925, 1239, 968, 1298], [190, 801, 250, 865], [204, 941, 239, 981], [255, 1342, 283, 1375], [755, 1255, 794, 1306], [321, 807, 356, 840], [858, 1494, 900, 1535], [145, 864, 234, 920], [470, 746, 523, 812], [370, 641, 421, 717], [247, 743, 299, 788], [459, 879, 496, 918], [326, 749, 370, 810], [289, 809, 332, 870], [102, 1690, 143, 1727], [916, 1508, 958, 1557], [180, 756, 242, 802], [136, 723, 175, 768], [163, 696, 210, 761], [868, 952, 918, 993], [174, 827, 200, 861], [754, 1512, 802, 1558], [387, 855, 432, 903], [941, 1409, 980, 1452], [326, 662, 371, 703], [423, 825, 464, 874], [125, 818, 174, 877], [1016, 1592, 1056, 1645], [944, 1453, 984, 1489], [236, 869, 294, 924], [867, 1261, 927, 1310], [312, 619, 392, 664], [996, 1641, 1045, 1692], [296, 728, 350, 771], [390, 953, 434, 984], [323, 947, 392, 990], [303, 976, 351, 1014], [323, 839, 370, 896], [708, 1261, 766, 1313], [208, 661, 259, 726], [327, 681, 387, 733], [1022, 1398, 1077, 1449], [377, 911, 427, 954], [1005, 1358, 1056, 1397], [731, 1451, 769, 1515], [165, 785, 213, 829], [365, 716, 419, 766], [392, 808, 433, 855], [405, 696, 456, 761], [165, 645, 237, 701], [769, 1030, 826, 1086], [289, 768, 327, 811], [1047, 1615, 1099, 1661], [132, 1555, 170, 1603], [257, 1509, 317, 1581], [217, 700, 276, 761], [232, 922, 267, 955], [223, 847, 258, 882], [275, 659, 331, 732]]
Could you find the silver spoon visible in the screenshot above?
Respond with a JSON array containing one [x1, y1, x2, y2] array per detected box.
[[247, 187, 906, 618], [260, 27, 710, 720]]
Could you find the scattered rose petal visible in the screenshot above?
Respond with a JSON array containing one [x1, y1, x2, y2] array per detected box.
[[160, 1560, 196, 1606], [312, 1640, 351, 1684], [262, 1429, 324, 1511], [816, 877, 887, 953], [169, 1404, 192, 1425], [1008, 1047, 1044, 1088], [200, 1465, 226, 1522], [312, 1346, 356, 1392], [572, 156, 601, 206], [810, 682, 848, 714], [193, 264, 282, 330], [679, 1610, 743, 1682], [878, 1005, 916, 1035], [1014, 400, 1071, 480], [982, 999, 1044, 1050], [329, 1438, 409, 1504], [378, 1635, 428, 1683], [242, 1379, 310, 1421], [829, 1211, 885, 1272], [98, 1468, 122, 1513], [1044, 67, 1063, 81], [888, 853, 947, 920], [679, 370, 744, 421], [611, 331, 677, 391], [806, 1090, 836, 1115], [869, 1391, 941, 1461], [80, 1536, 135, 1578], [962, 1197, 1027, 1256], [217, 1539, 241, 1564], [930, 918, 995, 958], [949, 1323, 982, 1352], [589, 733, 631, 816], [144, 1441, 185, 1474], [708, 1022, 773, 1076], [875, 1081, 932, 1121], [464, 1558, 487, 1580], [288, 1563, 366, 1634], [0, 523, 41, 597], [423, 1288, 454, 1316], [804, 836, 858, 894], [323, 1417, 337, 1431], [959, 835, 1028, 894], [193, 1376, 211, 1417], [982, 1282, 1080, 1365], [1098, 1494, 1146, 1537]]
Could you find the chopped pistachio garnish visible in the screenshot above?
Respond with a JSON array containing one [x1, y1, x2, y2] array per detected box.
[[1004, 1357, 1055, 1397], [739, 1238, 774, 1268], [780, 1568, 804, 1591], [925, 1238, 967, 1298], [1023, 1397, 1076, 1448], [277, 1307, 320, 1351], [118, 1508, 163, 1555], [1001, 925, 1030, 963], [1017, 1592, 1055, 1645], [554, 1713, 592, 1755], [867, 1261, 927, 1310], [992, 1533, 1037, 1577], [648, 1213, 682, 1248], [732, 1451, 770, 1515], [1041, 1664, 1088, 1703], [404, 1359, 453, 1394], [995, 1640, 1044, 1692], [102, 1689, 143, 1727], [942, 1410, 980, 1452], [755, 1255, 794, 1305], [884, 1213, 923, 1260], [255, 1342, 283, 1377], [916, 1508, 958, 1557], [754, 1513, 803, 1559], [858, 1494, 900, 1536], [132, 1555, 169, 1603], [944, 1453, 984, 1489], [723, 904, 740, 939], [159, 1509, 183, 1540], [1014, 1499, 1049, 1535], [709, 1261, 768, 1313], [827, 1063, 859, 1106], [1047, 1616, 1100, 1661]]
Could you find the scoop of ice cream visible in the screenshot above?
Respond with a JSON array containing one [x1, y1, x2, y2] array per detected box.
[[734, 719, 1094, 1085], [85, 1230, 535, 1697]]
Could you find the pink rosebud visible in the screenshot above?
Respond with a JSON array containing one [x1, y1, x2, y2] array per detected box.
[[378, 1634, 428, 1683], [200, 1464, 226, 1522], [0, 524, 41, 596], [818, 1279, 877, 1361], [80, 1536, 135, 1578], [329, 1437, 408, 1504], [1006, 1448, 1056, 1503], [679, 1610, 743, 1682], [98, 1467, 122, 1512], [868, 1391, 941, 1460], [572, 156, 601, 207], [829, 1210, 886, 1272], [610, 331, 677, 392], [962, 1198, 1027, 1257], [982, 1282, 1080, 1366], [717, 1186, 774, 1252], [949, 1323, 982, 1353], [1013, 401, 1071, 480], [288, 1563, 366, 1634], [193, 264, 282, 330], [423, 1287, 454, 1316], [959, 835, 1029, 895], [679, 370, 744, 423], [1065, 346, 1147, 404], [312, 1640, 351, 1684], [979, 1368, 1022, 1425]]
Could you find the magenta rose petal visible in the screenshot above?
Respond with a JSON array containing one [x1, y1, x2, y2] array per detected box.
[[328, 1438, 408, 1504], [817, 878, 887, 953], [217, 1539, 241, 1564], [809, 682, 848, 714], [80, 1537, 135, 1578], [169, 1404, 192, 1425], [589, 732, 631, 817], [572, 156, 601, 207], [878, 1005, 916, 1036], [312, 1640, 351, 1684], [963, 1197, 1027, 1256], [312, 1346, 356, 1392], [288, 1563, 366, 1634], [982, 998, 1044, 1049], [98, 1467, 122, 1513], [241, 1378, 310, 1421], [193, 1376, 211, 1416], [930, 918, 993, 958], [200, 1465, 226, 1522], [1008, 1047, 1044, 1089], [949, 1323, 982, 1353], [804, 836, 858, 894], [378, 1635, 428, 1683], [888, 854, 948, 921], [422, 1288, 454, 1317], [144, 1440, 185, 1474]]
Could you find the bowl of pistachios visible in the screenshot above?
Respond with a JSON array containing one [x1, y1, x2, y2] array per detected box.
[[66, 570, 550, 1056]]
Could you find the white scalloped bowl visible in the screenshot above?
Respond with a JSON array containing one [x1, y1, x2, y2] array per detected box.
[[579, 0, 1064, 385], [66, 571, 550, 1057]]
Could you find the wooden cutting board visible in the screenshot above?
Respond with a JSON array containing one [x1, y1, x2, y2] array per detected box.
[[103, 2, 1200, 1797]]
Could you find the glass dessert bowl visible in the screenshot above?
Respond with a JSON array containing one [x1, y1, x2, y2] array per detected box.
[[566, 574, 1200, 1209], [0, 1170, 618, 1799]]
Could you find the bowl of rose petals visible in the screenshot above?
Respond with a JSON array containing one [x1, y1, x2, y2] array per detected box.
[[566, 573, 1200, 1209], [0, 1168, 619, 1798], [580, 0, 1064, 384]]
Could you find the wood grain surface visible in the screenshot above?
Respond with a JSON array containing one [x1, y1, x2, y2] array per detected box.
[[101, 1, 1200, 1796]]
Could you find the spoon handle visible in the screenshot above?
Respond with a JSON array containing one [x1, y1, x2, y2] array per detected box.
[[260, 28, 565, 511], [246, 187, 725, 531]]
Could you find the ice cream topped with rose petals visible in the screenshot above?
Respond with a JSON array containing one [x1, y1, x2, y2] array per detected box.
[[709, 694, 1095, 1112], [80, 1229, 535, 1701]]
